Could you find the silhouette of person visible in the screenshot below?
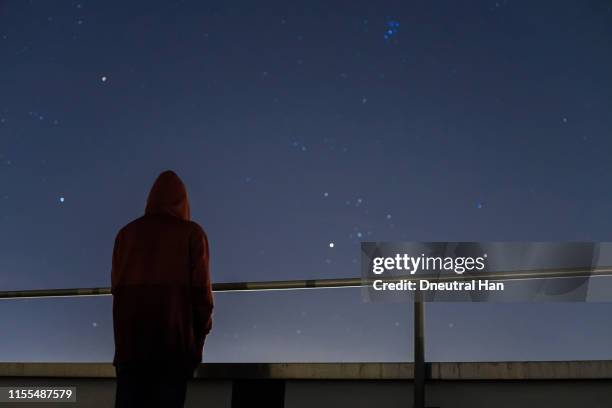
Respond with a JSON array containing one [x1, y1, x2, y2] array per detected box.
[[111, 170, 214, 408]]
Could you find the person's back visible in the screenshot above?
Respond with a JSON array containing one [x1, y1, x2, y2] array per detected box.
[[111, 170, 214, 408]]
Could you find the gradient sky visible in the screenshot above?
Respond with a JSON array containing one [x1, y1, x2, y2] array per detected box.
[[1, 0, 612, 363]]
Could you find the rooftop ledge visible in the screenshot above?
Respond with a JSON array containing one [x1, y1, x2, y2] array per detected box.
[[1, 361, 612, 380]]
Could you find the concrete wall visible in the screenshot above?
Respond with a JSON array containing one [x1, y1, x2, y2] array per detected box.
[[1, 377, 612, 408], [288, 380, 612, 408], [1, 362, 612, 408]]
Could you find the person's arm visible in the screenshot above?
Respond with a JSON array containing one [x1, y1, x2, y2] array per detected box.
[[110, 230, 122, 295], [189, 224, 214, 352]]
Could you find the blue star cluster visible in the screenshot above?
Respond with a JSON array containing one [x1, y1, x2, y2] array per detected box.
[[383, 19, 400, 41]]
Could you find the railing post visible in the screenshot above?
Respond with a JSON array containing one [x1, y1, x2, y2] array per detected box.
[[413, 288, 425, 408]]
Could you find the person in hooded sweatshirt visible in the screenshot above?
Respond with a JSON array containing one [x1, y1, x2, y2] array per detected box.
[[111, 170, 214, 408]]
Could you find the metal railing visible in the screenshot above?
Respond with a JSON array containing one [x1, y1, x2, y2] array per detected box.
[[2, 266, 612, 408], [2, 265, 612, 299]]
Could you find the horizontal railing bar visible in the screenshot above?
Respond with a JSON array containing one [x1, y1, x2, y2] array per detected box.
[[2, 266, 612, 300]]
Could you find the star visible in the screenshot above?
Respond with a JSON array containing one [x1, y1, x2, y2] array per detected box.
[[329, 242, 335, 248], [383, 20, 400, 41], [101, 76, 107, 82], [59, 196, 65, 203]]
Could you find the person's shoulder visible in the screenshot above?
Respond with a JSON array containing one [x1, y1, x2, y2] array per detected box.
[[187, 220, 209, 239], [116, 216, 147, 237]]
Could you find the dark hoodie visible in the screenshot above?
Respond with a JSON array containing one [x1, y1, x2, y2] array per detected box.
[[111, 170, 214, 371]]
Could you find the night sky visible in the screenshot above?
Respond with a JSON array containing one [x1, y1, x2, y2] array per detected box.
[[2, 0, 612, 363]]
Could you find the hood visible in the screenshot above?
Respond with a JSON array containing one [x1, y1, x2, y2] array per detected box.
[[144, 170, 191, 221]]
